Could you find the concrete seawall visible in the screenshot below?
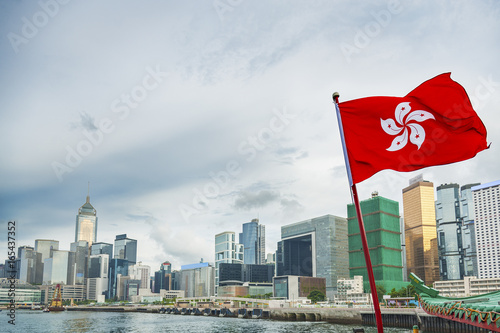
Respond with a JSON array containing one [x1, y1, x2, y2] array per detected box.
[[66, 306, 491, 332], [270, 307, 362, 325]]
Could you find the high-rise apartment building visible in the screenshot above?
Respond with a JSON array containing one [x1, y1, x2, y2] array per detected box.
[[215, 231, 244, 295], [402, 179, 439, 285], [436, 183, 480, 280], [473, 180, 500, 279], [276, 214, 349, 299], [114, 234, 137, 266], [75, 194, 97, 246], [239, 218, 265, 265], [348, 193, 406, 292]]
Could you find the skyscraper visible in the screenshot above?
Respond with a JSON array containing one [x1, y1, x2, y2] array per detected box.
[[460, 183, 480, 277], [70, 240, 89, 285], [348, 193, 406, 292], [87, 253, 109, 301], [91, 242, 113, 258], [129, 262, 151, 289], [239, 218, 266, 265], [34, 239, 59, 262], [75, 193, 97, 246], [114, 234, 137, 266], [179, 262, 215, 297], [218, 263, 274, 284], [402, 179, 439, 285], [276, 214, 349, 298], [215, 231, 244, 295], [436, 183, 480, 280], [154, 261, 172, 293], [472, 180, 500, 279], [43, 250, 71, 285], [18, 246, 43, 285], [107, 258, 129, 300]]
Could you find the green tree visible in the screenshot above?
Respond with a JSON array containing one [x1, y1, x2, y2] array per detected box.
[[307, 290, 326, 303], [376, 284, 387, 301], [406, 284, 416, 298]]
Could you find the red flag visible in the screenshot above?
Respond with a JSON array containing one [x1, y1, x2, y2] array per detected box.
[[338, 73, 489, 184]]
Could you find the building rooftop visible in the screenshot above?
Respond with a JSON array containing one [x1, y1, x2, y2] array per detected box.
[[471, 179, 500, 191]]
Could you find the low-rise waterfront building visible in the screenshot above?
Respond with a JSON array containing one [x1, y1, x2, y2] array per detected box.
[[273, 275, 326, 303], [38, 284, 86, 304], [0, 278, 42, 306], [129, 288, 185, 303], [433, 276, 500, 297], [217, 282, 273, 297], [334, 276, 372, 306]]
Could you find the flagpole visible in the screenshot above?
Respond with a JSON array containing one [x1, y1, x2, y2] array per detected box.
[[333, 92, 384, 333]]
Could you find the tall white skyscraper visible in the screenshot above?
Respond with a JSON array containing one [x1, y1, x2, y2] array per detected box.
[[473, 180, 500, 279]]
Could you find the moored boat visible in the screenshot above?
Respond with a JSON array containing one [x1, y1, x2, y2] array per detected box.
[[48, 284, 65, 312]]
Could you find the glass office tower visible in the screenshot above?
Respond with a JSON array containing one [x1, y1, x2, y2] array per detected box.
[[276, 214, 348, 299], [114, 234, 137, 266], [239, 218, 265, 265], [403, 180, 439, 285], [34, 239, 59, 262], [436, 183, 480, 280], [91, 242, 113, 258], [70, 240, 89, 285], [107, 258, 129, 299]]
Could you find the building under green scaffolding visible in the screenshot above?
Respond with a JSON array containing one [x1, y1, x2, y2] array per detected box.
[[347, 194, 408, 293]]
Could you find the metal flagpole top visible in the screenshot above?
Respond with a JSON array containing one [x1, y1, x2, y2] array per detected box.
[[332, 91, 353, 186]]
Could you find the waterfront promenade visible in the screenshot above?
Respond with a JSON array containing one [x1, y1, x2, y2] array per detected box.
[[63, 305, 490, 332]]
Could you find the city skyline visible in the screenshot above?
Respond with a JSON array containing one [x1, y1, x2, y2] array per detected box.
[[1, 1, 500, 272], [2, 177, 498, 274]]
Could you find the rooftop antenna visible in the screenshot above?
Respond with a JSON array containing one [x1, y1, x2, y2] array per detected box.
[[86, 181, 90, 203]]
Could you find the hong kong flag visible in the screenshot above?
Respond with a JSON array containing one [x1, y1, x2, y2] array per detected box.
[[336, 73, 489, 185]]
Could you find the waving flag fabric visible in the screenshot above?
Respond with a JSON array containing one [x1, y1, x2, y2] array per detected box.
[[338, 73, 488, 184]]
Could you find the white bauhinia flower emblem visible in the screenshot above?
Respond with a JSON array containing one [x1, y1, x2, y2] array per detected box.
[[381, 102, 435, 151]]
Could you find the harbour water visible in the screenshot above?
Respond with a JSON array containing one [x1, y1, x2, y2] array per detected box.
[[4, 310, 411, 333]]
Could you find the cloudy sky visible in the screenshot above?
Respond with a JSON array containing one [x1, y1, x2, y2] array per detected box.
[[1, 1, 499, 272]]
